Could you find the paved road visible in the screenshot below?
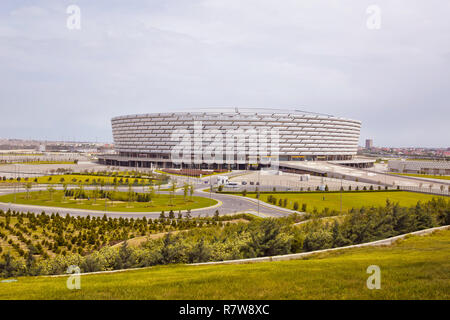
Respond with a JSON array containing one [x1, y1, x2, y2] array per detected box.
[[0, 184, 296, 219]]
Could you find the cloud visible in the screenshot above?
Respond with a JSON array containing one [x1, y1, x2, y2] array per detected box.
[[0, 0, 448, 147]]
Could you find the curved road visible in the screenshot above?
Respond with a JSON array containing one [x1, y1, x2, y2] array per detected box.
[[0, 185, 296, 219]]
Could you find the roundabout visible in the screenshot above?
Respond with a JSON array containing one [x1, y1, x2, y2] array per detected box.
[[0, 184, 295, 219]]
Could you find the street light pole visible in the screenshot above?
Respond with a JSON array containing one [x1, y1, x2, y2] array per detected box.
[[340, 176, 343, 214], [14, 164, 17, 203], [257, 168, 260, 216]]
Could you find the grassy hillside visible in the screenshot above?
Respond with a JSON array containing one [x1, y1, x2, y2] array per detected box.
[[1, 229, 449, 300], [246, 191, 443, 212]]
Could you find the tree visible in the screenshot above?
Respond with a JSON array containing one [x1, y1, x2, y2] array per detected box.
[[116, 240, 136, 269], [108, 180, 118, 203], [0, 252, 15, 278], [47, 185, 55, 201], [160, 233, 184, 264], [148, 185, 155, 204], [187, 238, 211, 263], [183, 183, 189, 201], [93, 186, 99, 204], [25, 182, 32, 199], [331, 220, 349, 248], [245, 219, 292, 257], [169, 181, 177, 206], [189, 184, 194, 200], [156, 179, 163, 196], [127, 183, 134, 205], [62, 182, 68, 199], [303, 229, 333, 251]]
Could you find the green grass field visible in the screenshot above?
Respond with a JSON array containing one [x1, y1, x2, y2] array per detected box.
[[0, 191, 217, 212], [246, 191, 445, 212], [1, 229, 448, 299], [390, 173, 450, 181]]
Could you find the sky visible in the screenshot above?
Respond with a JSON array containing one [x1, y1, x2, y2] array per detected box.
[[0, 0, 449, 147]]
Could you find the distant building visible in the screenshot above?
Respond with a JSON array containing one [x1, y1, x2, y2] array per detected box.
[[365, 139, 373, 149], [388, 159, 450, 175]]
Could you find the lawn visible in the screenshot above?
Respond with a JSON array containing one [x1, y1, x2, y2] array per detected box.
[[0, 191, 217, 212], [246, 191, 445, 212], [1, 229, 448, 299], [390, 173, 450, 181]]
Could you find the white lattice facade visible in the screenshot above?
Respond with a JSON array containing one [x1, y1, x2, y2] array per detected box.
[[101, 109, 361, 168]]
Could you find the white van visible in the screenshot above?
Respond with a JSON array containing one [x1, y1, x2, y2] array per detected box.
[[225, 182, 239, 188]]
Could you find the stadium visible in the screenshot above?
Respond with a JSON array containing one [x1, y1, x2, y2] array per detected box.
[[98, 108, 361, 170]]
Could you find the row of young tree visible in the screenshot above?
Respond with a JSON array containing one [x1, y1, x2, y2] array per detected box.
[[0, 209, 252, 263], [1, 197, 448, 277]]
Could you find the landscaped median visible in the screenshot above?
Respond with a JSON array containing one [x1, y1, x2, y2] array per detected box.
[[0, 190, 218, 213], [220, 190, 446, 213]]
